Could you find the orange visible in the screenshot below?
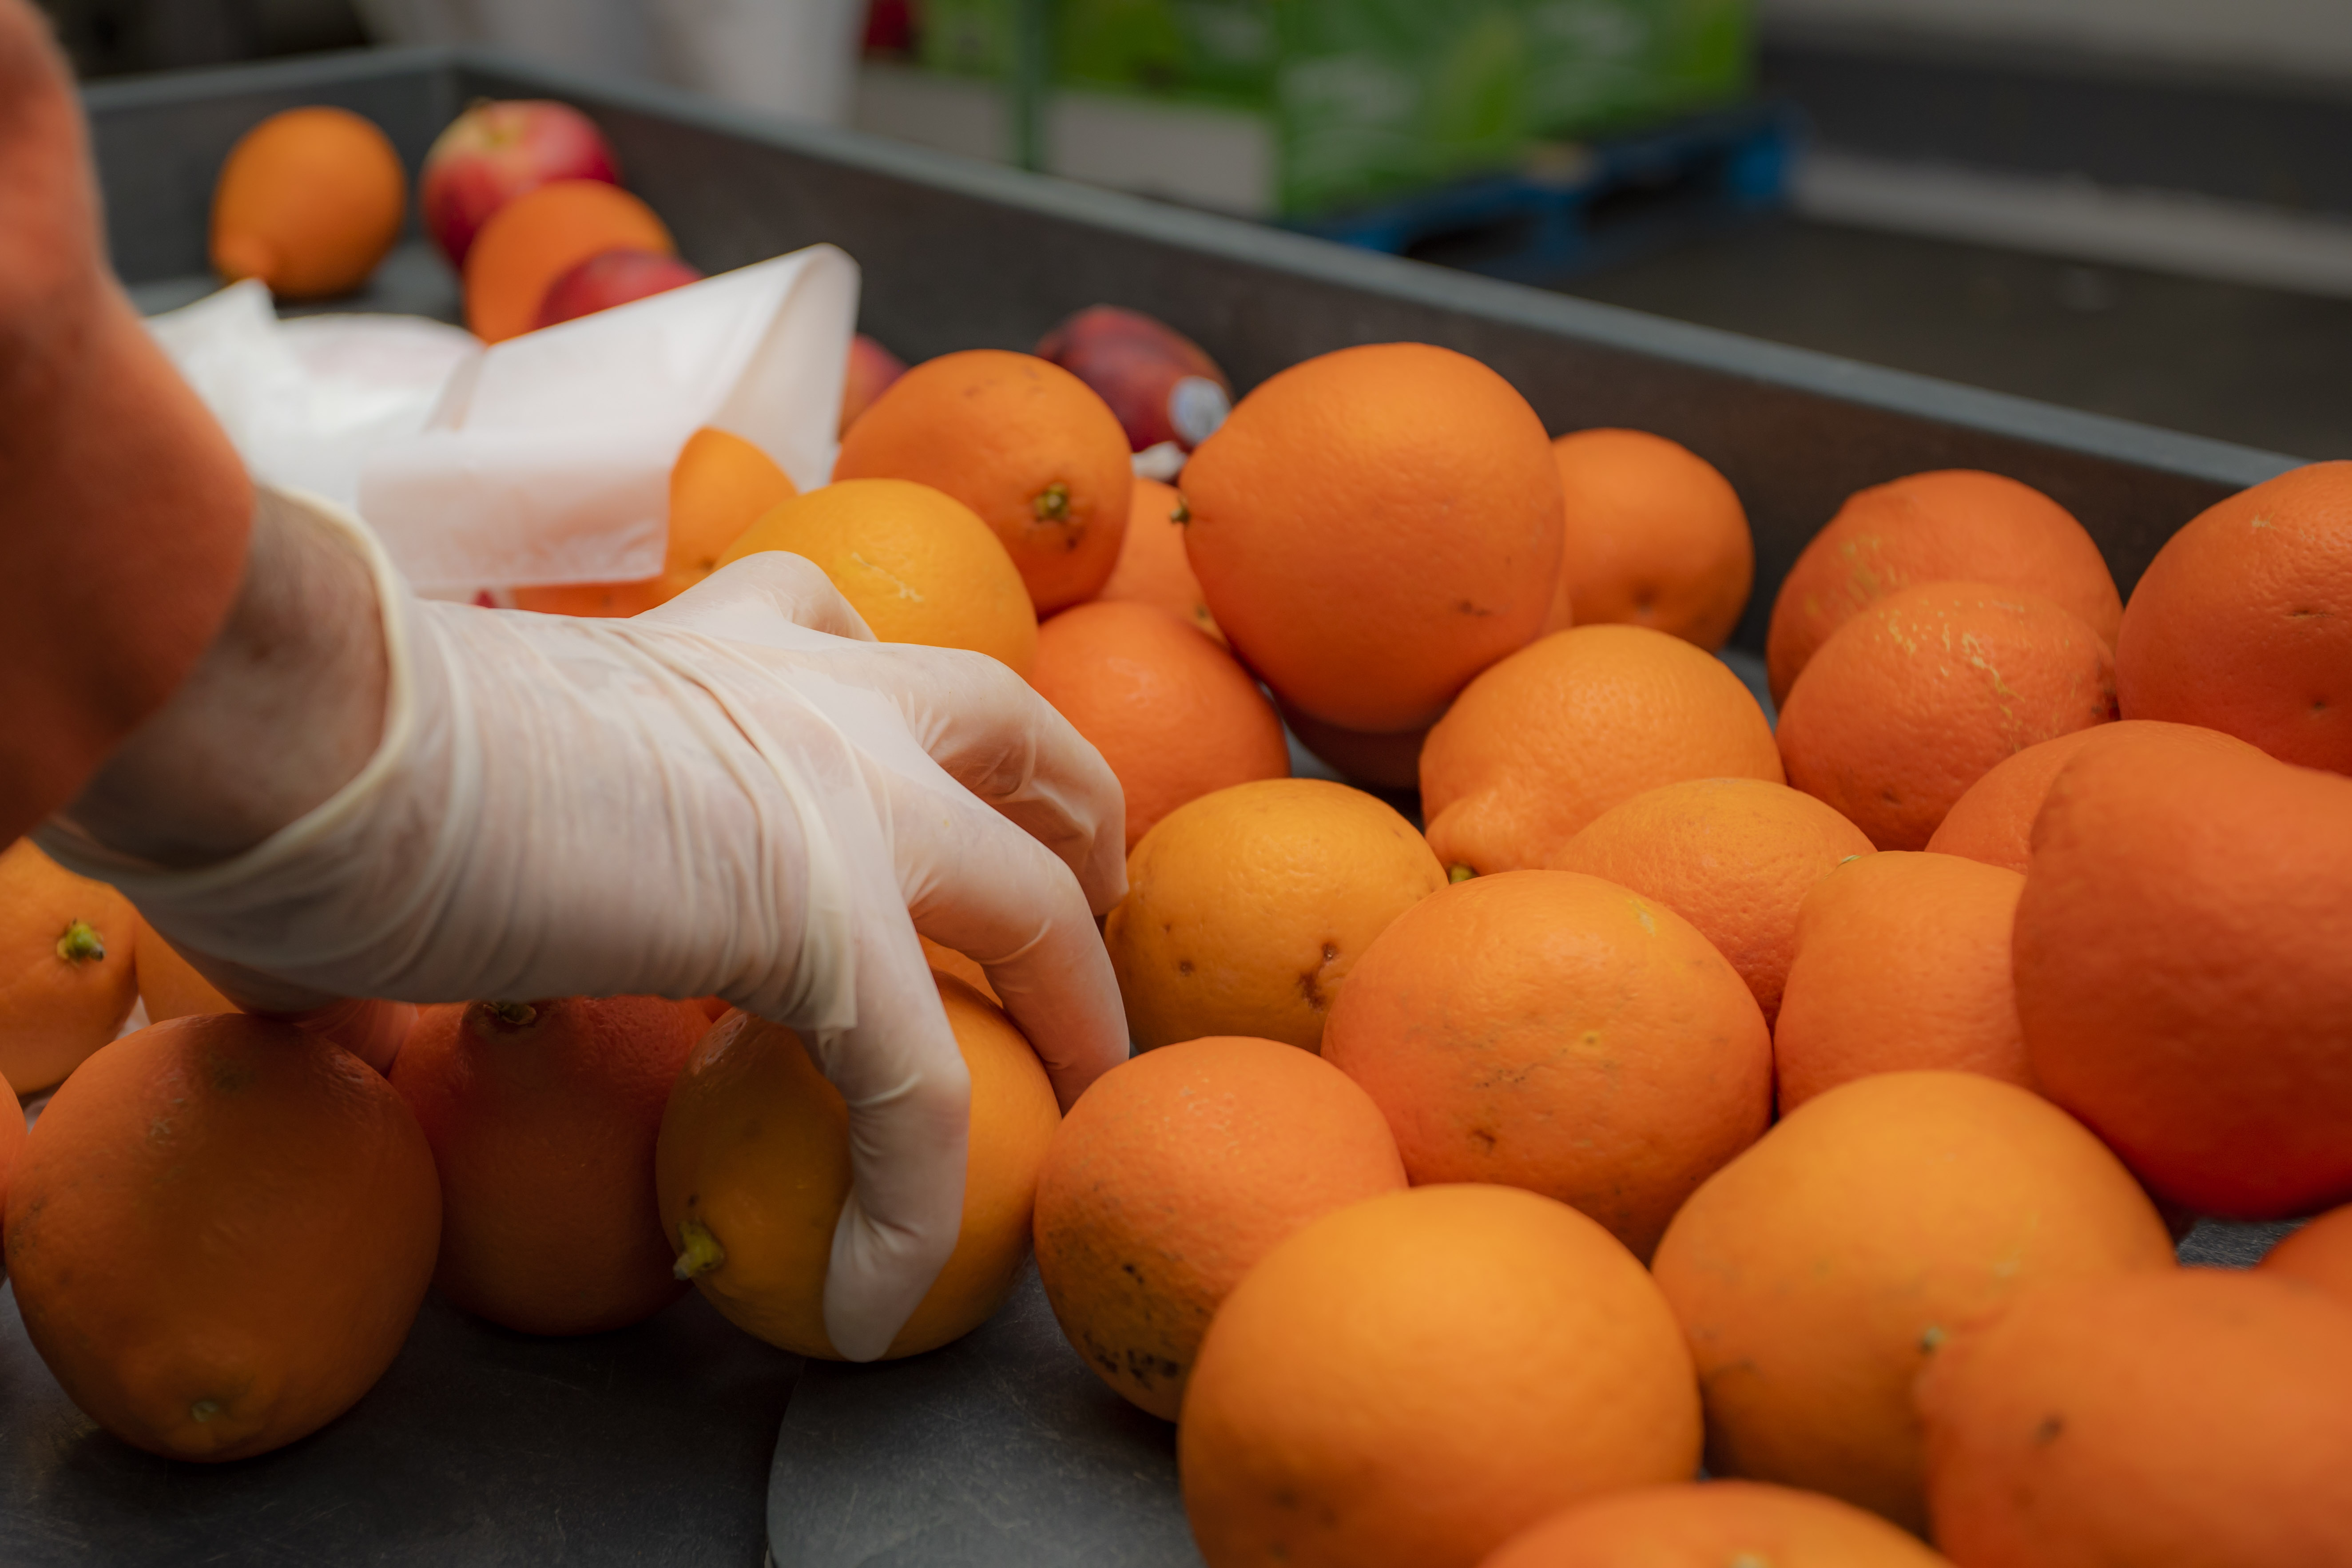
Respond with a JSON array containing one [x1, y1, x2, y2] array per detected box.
[[4, 1015, 440, 1461], [2014, 730, 2352, 1218], [1543, 429, 1753, 651], [1420, 625, 1782, 876], [211, 106, 406, 299], [1105, 778, 1447, 1052], [1773, 852, 2031, 1112], [2114, 460, 2352, 774], [1179, 342, 1563, 734], [1277, 699, 1427, 790], [462, 178, 674, 344], [128, 911, 238, 1023], [1765, 470, 2121, 704], [1649, 1071, 2175, 1532], [1180, 1184, 1701, 1568], [1097, 476, 1220, 641], [0, 837, 138, 1094], [390, 996, 708, 1336], [0, 1072, 20, 1246], [1482, 1481, 1954, 1568], [1925, 719, 2264, 873], [512, 426, 797, 617], [1776, 581, 2117, 850], [1032, 1036, 1406, 1418], [1030, 601, 1289, 851], [2261, 1203, 2352, 1305], [919, 936, 999, 1002], [833, 349, 1132, 614], [718, 477, 1037, 674], [1918, 1270, 2352, 1566], [1549, 776, 1873, 1026], [656, 973, 1058, 1359], [1324, 871, 1770, 1262]]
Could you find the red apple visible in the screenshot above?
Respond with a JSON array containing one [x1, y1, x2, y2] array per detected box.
[[841, 333, 908, 436], [534, 249, 703, 328], [1034, 305, 1232, 452], [421, 99, 621, 268]]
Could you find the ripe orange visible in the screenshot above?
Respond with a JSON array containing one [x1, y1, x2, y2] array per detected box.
[[512, 426, 797, 617], [128, 912, 237, 1023], [2014, 730, 2352, 1218], [1179, 343, 1563, 734], [1918, 1270, 2352, 1566], [1105, 778, 1447, 1052], [4, 1015, 440, 1460], [0, 838, 138, 1094], [1925, 719, 2263, 873], [717, 477, 1038, 674], [1277, 700, 1428, 790], [1549, 776, 1873, 1026], [2114, 460, 2352, 773], [1420, 625, 1782, 876], [1776, 581, 2117, 850], [833, 349, 1132, 614], [1032, 1036, 1406, 1419], [211, 106, 406, 299], [1030, 601, 1289, 851], [1773, 851, 2032, 1112], [1097, 476, 1220, 641], [1180, 1185, 1700, 1568], [0, 1073, 21, 1242], [2261, 1204, 2352, 1304], [390, 996, 708, 1336], [1765, 470, 2121, 704], [1481, 1481, 1955, 1568], [1543, 429, 1753, 651], [1649, 1071, 2175, 1532], [656, 973, 1058, 1359], [462, 178, 674, 344], [1324, 871, 1770, 1262]]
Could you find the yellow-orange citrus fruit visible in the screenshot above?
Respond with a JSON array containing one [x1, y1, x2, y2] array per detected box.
[[1919, 1270, 2352, 1567], [1033, 1036, 1406, 1418], [2115, 461, 2352, 774], [1776, 581, 2117, 850], [1098, 476, 1220, 641], [211, 106, 406, 299], [0, 838, 138, 1094], [1421, 625, 1782, 876], [128, 911, 237, 1023], [655, 973, 1058, 1359], [1549, 776, 1873, 1026], [718, 477, 1038, 675], [0, 1073, 21, 1245], [390, 996, 709, 1335], [2261, 1204, 2352, 1305], [1325, 871, 1770, 1262], [1649, 1071, 2175, 1532], [1481, 1481, 1955, 1568], [1105, 779, 1447, 1052], [4, 1015, 440, 1460], [512, 425, 797, 617], [2014, 730, 2352, 1218], [1925, 719, 2263, 873], [463, 178, 674, 343], [833, 349, 1132, 614], [1179, 343, 1563, 734], [1543, 429, 1753, 651], [1031, 601, 1289, 851], [1277, 698, 1428, 791], [1765, 470, 2121, 704], [1773, 851, 2032, 1112], [1181, 1185, 1701, 1568]]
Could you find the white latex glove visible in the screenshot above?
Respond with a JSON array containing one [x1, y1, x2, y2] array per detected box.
[[40, 485, 1129, 1361]]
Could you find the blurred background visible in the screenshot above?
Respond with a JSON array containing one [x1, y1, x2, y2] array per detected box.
[[35, 0, 2352, 457]]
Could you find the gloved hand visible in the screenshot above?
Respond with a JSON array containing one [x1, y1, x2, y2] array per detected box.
[[43, 485, 1129, 1361]]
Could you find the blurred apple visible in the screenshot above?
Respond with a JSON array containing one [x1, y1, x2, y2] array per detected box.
[[534, 248, 703, 328], [421, 99, 620, 267], [1035, 305, 1232, 452], [841, 333, 908, 435]]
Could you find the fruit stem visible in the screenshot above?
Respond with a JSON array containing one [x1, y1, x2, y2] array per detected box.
[[1171, 496, 1191, 524], [1447, 865, 1476, 884], [487, 1000, 538, 1027], [673, 1219, 727, 1280], [1032, 481, 1072, 522], [55, 920, 105, 964]]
